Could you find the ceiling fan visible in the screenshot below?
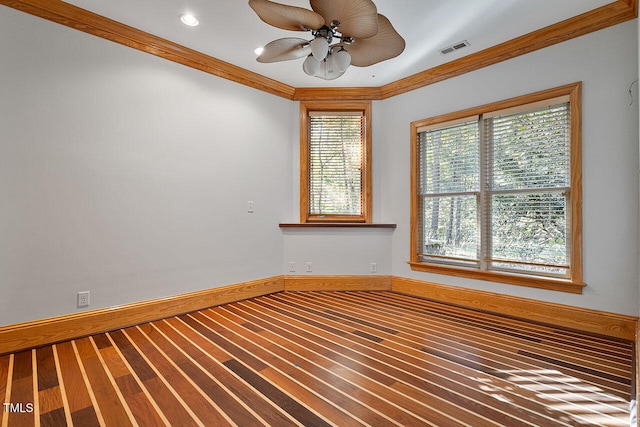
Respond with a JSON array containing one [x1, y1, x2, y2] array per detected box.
[[248, 0, 406, 80]]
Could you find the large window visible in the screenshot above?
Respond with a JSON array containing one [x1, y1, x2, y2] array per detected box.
[[300, 101, 371, 223], [410, 83, 583, 293]]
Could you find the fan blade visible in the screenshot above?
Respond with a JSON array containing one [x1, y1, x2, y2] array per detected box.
[[346, 14, 405, 67], [257, 38, 311, 63], [249, 0, 325, 31], [310, 0, 378, 38]]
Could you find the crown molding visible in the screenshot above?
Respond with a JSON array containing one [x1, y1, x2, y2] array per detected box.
[[293, 87, 381, 101], [1, 0, 637, 101], [379, 0, 638, 99]]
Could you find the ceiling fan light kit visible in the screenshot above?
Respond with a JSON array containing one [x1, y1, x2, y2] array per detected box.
[[248, 0, 405, 80], [332, 48, 351, 72], [310, 35, 330, 60]]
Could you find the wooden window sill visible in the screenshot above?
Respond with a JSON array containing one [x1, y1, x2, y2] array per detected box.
[[408, 261, 585, 294], [279, 223, 397, 229]]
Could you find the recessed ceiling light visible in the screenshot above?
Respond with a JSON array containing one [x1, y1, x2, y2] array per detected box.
[[179, 13, 199, 27], [254, 47, 264, 56]]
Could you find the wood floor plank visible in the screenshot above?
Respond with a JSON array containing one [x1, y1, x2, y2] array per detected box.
[[379, 291, 633, 357], [96, 337, 132, 379], [1, 290, 633, 426], [37, 386, 63, 417], [330, 290, 630, 404], [223, 358, 333, 427], [0, 355, 11, 427], [5, 351, 35, 427], [212, 305, 409, 426], [256, 292, 632, 426], [238, 298, 568, 425], [39, 407, 66, 427], [50, 346, 73, 427], [145, 319, 284, 426], [107, 329, 201, 427], [70, 406, 101, 427], [229, 303, 500, 425], [97, 333, 168, 427], [35, 346, 65, 426], [197, 308, 418, 426], [304, 304, 596, 425], [284, 291, 631, 398], [35, 347, 58, 393], [224, 308, 584, 427], [343, 291, 633, 374], [303, 291, 630, 370], [53, 341, 100, 426], [73, 337, 134, 427], [123, 325, 238, 427]]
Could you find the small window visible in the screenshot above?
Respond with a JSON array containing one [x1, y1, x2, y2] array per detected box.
[[300, 101, 372, 223], [410, 83, 583, 293]]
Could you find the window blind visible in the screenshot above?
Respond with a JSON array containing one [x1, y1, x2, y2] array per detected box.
[[484, 102, 571, 276], [308, 113, 364, 216], [487, 103, 571, 191], [418, 119, 480, 264], [410, 84, 581, 287], [415, 101, 572, 277]]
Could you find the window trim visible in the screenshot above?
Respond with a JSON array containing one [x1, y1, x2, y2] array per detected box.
[[409, 83, 584, 293], [300, 101, 372, 223]]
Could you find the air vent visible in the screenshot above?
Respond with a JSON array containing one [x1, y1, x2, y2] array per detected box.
[[439, 40, 470, 55]]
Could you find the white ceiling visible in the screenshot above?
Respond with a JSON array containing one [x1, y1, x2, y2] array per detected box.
[[61, 0, 611, 88]]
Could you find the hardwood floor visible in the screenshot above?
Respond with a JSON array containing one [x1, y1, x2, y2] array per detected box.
[[0, 291, 634, 426]]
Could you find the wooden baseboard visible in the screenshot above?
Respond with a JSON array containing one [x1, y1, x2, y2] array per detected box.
[[2, 274, 635, 354], [392, 276, 637, 341], [284, 275, 392, 291], [0, 276, 284, 355]]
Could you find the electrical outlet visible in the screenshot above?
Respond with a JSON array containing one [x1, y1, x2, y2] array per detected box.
[[289, 262, 296, 273], [306, 262, 313, 273], [77, 291, 90, 308], [370, 263, 378, 274]]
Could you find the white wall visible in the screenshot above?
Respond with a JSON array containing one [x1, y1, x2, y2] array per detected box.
[[2, 7, 638, 326], [282, 228, 393, 275], [282, 100, 394, 276], [380, 20, 640, 315], [0, 7, 293, 325]]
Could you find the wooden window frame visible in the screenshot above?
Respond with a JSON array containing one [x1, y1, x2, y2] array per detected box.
[[300, 101, 372, 223], [410, 83, 584, 294]]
